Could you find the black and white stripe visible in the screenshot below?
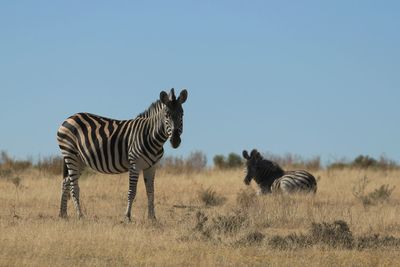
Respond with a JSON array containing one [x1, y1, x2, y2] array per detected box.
[[271, 170, 317, 193], [57, 88, 188, 220], [242, 149, 317, 194]]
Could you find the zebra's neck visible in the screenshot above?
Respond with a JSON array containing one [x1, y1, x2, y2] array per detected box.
[[128, 101, 169, 161], [147, 103, 169, 144]]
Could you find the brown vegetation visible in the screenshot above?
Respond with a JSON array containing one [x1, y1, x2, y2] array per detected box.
[[1, 158, 400, 266]]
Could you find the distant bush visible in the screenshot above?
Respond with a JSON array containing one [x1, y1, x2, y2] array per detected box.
[[160, 151, 207, 174], [213, 153, 242, 169], [352, 155, 378, 168], [186, 151, 207, 172], [328, 154, 399, 170], [213, 155, 226, 169], [0, 151, 32, 177], [36, 156, 63, 175], [263, 152, 321, 171]]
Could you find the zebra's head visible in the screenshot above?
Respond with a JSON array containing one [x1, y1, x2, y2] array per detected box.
[[242, 149, 285, 193], [160, 88, 188, 149], [242, 149, 263, 185]]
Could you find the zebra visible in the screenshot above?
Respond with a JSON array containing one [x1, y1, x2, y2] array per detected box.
[[57, 88, 188, 221], [242, 149, 317, 194]]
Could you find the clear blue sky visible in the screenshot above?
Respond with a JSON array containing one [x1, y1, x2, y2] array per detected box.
[[1, 1, 399, 164]]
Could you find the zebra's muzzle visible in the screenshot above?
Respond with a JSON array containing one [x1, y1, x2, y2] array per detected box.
[[170, 131, 181, 148]]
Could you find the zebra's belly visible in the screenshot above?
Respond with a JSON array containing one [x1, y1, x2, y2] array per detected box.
[[82, 155, 157, 173], [78, 151, 130, 174]]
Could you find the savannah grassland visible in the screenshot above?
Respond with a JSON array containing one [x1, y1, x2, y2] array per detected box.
[[1, 167, 400, 267]]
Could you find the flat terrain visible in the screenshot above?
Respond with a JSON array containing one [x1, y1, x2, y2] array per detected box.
[[1, 168, 400, 266]]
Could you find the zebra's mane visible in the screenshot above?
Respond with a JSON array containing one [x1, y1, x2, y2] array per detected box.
[[136, 100, 164, 118]]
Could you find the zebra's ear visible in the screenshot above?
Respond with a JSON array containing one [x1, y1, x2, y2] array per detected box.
[[160, 91, 170, 105], [242, 150, 250, 160], [178, 89, 188, 104]]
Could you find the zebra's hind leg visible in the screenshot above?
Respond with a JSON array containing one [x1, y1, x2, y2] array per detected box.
[[69, 176, 83, 219], [59, 178, 70, 218], [59, 158, 70, 218], [63, 156, 84, 219]]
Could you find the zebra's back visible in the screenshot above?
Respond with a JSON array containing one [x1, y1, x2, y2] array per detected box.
[[271, 170, 317, 194], [57, 112, 133, 174]]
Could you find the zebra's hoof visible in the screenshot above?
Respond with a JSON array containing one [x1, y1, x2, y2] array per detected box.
[[59, 213, 68, 219], [124, 216, 132, 224], [148, 216, 157, 223]]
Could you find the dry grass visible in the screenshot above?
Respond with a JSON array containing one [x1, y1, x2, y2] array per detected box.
[[1, 168, 400, 266]]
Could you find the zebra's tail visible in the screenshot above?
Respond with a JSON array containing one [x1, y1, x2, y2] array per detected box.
[[63, 159, 68, 179]]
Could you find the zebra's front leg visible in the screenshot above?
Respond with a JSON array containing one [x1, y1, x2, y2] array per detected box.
[[143, 166, 156, 221], [125, 165, 139, 222]]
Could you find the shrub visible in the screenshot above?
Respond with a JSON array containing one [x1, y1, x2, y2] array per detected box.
[[352, 175, 371, 206], [209, 212, 248, 234], [235, 231, 265, 246], [198, 187, 226, 207], [268, 233, 312, 250], [213, 155, 226, 169], [213, 153, 242, 169], [356, 234, 400, 250], [352, 155, 378, 169], [309, 220, 354, 249], [226, 153, 242, 168], [236, 189, 257, 209], [188, 210, 249, 242], [366, 184, 395, 204], [268, 220, 400, 250], [352, 176, 395, 206]]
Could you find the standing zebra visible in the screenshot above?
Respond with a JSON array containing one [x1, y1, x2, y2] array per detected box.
[[242, 149, 317, 194], [57, 88, 188, 221]]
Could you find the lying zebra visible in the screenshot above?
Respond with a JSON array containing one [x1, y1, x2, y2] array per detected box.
[[242, 149, 317, 194]]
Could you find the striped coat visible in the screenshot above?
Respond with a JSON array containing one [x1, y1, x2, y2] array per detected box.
[[271, 170, 317, 194]]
